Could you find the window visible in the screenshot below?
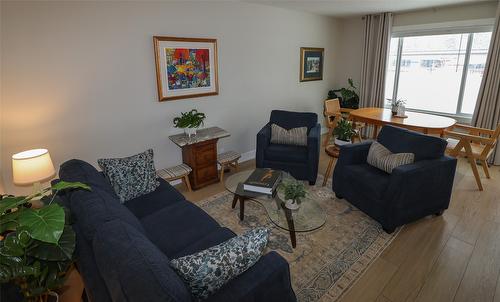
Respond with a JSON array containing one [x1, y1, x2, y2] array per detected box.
[[385, 31, 492, 117]]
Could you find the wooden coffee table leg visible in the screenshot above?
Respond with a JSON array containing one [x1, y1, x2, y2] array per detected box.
[[231, 194, 239, 209], [283, 207, 297, 248], [239, 197, 245, 221]]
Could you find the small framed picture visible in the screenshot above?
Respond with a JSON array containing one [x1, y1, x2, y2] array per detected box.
[[153, 36, 219, 101], [300, 47, 324, 82]]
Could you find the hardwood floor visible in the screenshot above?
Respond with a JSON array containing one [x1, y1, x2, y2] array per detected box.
[[177, 135, 500, 302]]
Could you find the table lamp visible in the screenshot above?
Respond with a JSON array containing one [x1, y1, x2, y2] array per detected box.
[[12, 149, 55, 194]]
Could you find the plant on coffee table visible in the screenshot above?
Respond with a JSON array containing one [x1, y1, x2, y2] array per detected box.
[[0, 181, 90, 302], [279, 179, 307, 210]]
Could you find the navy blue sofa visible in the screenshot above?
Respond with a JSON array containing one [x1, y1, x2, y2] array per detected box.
[[256, 110, 321, 185], [57, 159, 296, 302], [332, 125, 457, 233]]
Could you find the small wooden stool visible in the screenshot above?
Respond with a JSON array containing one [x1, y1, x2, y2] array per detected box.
[[157, 164, 192, 192], [322, 145, 340, 186], [217, 151, 241, 182]]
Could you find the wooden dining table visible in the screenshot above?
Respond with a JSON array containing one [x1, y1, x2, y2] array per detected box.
[[349, 107, 456, 138]]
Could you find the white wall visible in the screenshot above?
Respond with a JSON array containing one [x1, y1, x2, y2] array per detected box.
[[1, 1, 340, 194], [333, 1, 498, 92]]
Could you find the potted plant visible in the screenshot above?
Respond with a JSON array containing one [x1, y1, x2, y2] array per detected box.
[[390, 98, 406, 116], [0, 181, 90, 302], [327, 78, 360, 109], [173, 109, 206, 138], [278, 179, 307, 210], [333, 118, 356, 146]]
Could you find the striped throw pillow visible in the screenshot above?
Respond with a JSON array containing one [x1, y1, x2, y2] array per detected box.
[[270, 124, 308, 146], [367, 141, 415, 174]]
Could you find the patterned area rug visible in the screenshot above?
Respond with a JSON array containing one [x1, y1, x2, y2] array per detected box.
[[198, 176, 399, 302]]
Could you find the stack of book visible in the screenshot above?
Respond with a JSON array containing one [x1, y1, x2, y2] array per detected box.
[[243, 168, 282, 195]]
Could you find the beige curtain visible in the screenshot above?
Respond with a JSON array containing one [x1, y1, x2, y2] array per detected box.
[[472, 3, 500, 165], [359, 12, 393, 109]]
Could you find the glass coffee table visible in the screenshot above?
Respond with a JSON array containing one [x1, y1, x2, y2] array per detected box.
[[225, 170, 326, 248]]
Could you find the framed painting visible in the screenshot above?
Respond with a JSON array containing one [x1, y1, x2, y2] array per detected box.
[[300, 47, 324, 82], [153, 36, 219, 101]]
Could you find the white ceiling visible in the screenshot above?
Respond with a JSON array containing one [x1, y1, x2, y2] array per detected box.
[[245, 0, 490, 17]]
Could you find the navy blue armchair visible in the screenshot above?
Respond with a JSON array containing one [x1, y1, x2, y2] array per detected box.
[[256, 110, 321, 185], [332, 125, 457, 233]]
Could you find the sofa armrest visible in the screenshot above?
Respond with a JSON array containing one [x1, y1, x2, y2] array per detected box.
[[385, 156, 457, 209], [206, 251, 296, 302], [336, 141, 372, 166], [256, 122, 272, 166], [307, 123, 321, 160]]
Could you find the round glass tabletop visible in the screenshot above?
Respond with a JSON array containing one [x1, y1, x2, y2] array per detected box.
[[224, 170, 326, 232]]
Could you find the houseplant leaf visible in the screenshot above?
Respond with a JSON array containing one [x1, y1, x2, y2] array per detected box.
[[0, 196, 28, 215], [18, 204, 65, 244], [50, 181, 91, 192], [28, 225, 76, 261]]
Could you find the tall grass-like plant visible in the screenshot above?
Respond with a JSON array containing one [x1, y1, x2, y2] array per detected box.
[[0, 181, 90, 301]]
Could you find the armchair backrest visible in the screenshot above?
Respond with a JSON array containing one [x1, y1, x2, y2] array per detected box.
[[377, 125, 447, 161], [270, 110, 318, 130]]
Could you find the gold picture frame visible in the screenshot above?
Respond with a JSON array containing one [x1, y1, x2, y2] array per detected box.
[[153, 36, 219, 101], [300, 47, 324, 82]]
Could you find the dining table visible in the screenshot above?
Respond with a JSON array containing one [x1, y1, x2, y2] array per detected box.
[[349, 107, 457, 138]]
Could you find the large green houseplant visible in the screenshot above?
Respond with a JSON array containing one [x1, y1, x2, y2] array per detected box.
[[327, 78, 360, 109], [173, 109, 206, 138], [0, 181, 90, 302]]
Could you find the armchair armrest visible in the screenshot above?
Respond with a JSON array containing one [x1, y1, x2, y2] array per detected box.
[[336, 141, 373, 166], [256, 122, 272, 167], [444, 130, 494, 145], [307, 123, 321, 151], [206, 251, 296, 302], [385, 156, 457, 209]]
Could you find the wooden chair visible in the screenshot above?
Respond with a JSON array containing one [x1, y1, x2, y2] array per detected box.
[[323, 98, 363, 146], [445, 123, 500, 191]]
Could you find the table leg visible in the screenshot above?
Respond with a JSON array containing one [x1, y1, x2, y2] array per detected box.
[[372, 125, 379, 139], [239, 197, 245, 221], [231, 194, 239, 209], [322, 157, 335, 187], [283, 206, 297, 248]]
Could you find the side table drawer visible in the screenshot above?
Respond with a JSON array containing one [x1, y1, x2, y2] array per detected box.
[[195, 165, 218, 184]]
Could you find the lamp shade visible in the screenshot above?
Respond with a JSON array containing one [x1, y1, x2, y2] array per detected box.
[[12, 149, 55, 185]]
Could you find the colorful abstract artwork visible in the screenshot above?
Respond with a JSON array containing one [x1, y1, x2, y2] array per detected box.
[[300, 47, 324, 82], [154, 37, 218, 101], [165, 48, 211, 90]]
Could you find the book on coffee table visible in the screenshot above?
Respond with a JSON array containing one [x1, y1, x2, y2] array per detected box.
[[243, 168, 281, 195]]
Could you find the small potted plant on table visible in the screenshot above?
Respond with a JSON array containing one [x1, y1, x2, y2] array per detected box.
[[173, 109, 206, 138], [279, 179, 307, 210], [390, 98, 407, 117], [333, 118, 356, 146], [0, 181, 90, 302]]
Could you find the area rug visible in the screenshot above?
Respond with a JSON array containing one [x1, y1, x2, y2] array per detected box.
[[198, 176, 399, 302]]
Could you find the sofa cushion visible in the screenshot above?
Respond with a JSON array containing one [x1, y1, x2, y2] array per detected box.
[[343, 164, 390, 201], [270, 124, 308, 146], [172, 227, 236, 259], [98, 149, 160, 203], [170, 228, 269, 300], [265, 144, 308, 163], [377, 125, 447, 161], [93, 220, 191, 302], [59, 159, 116, 195], [141, 202, 221, 257], [69, 187, 145, 242], [125, 178, 186, 219], [367, 141, 415, 174]]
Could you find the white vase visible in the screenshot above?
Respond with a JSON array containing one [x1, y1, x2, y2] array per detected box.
[[334, 138, 351, 146], [184, 128, 197, 138], [285, 199, 300, 210], [397, 105, 406, 116]]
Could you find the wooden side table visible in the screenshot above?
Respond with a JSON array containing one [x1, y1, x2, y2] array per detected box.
[[322, 145, 340, 187], [169, 127, 230, 190]]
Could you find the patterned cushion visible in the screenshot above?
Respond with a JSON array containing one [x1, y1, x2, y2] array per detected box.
[[367, 141, 415, 174], [270, 124, 308, 146], [170, 227, 269, 299], [98, 149, 160, 203], [217, 151, 241, 164], [157, 164, 192, 180]]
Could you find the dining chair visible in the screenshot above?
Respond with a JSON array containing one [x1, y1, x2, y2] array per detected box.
[[444, 123, 500, 191], [323, 98, 364, 146]]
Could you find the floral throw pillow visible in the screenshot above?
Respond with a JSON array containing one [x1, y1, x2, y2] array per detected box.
[[98, 149, 160, 203], [170, 227, 269, 300]]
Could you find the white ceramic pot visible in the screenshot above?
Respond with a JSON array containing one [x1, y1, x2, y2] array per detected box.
[[397, 105, 406, 116], [285, 199, 300, 210], [184, 127, 197, 138], [334, 138, 351, 146]]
